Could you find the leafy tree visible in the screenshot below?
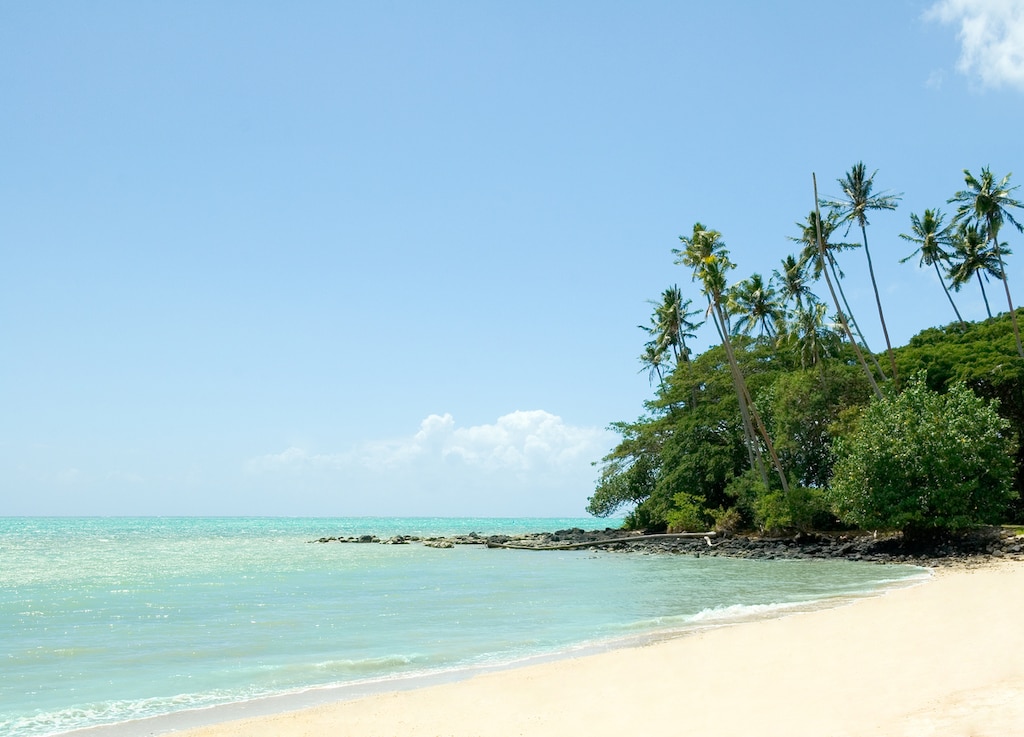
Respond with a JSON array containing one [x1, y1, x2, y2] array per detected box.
[[899, 209, 964, 326], [894, 311, 1024, 519], [765, 360, 872, 488], [950, 167, 1024, 358], [828, 374, 1017, 537], [587, 419, 662, 520], [823, 162, 902, 385]]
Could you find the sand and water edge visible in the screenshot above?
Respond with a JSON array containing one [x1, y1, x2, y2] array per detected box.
[[98, 558, 1024, 737]]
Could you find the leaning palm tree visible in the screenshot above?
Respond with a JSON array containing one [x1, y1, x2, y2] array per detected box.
[[823, 162, 902, 385], [789, 209, 882, 378], [899, 209, 965, 326], [681, 226, 789, 494], [812, 174, 883, 400], [947, 222, 1007, 319], [727, 273, 784, 339], [949, 167, 1024, 358]]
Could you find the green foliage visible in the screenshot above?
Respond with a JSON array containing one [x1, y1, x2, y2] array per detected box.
[[896, 312, 1024, 519], [710, 506, 743, 534], [666, 492, 710, 532], [828, 374, 1017, 536], [764, 359, 873, 488], [586, 420, 661, 519], [753, 487, 830, 535]]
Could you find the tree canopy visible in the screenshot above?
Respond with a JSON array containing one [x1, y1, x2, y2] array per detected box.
[[828, 375, 1016, 537], [590, 164, 1024, 536]]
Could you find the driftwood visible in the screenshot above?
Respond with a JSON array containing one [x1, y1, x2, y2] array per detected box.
[[487, 532, 717, 551]]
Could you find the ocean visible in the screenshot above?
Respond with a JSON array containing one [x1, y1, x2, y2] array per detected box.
[[1, 517, 926, 737]]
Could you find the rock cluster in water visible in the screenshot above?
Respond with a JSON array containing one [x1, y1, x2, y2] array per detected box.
[[309, 526, 1024, 565]]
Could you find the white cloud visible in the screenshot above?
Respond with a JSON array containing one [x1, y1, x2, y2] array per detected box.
[[250, 410, 610, 474], [926, 0, 1024, 90], [244, 410, 616, 515]]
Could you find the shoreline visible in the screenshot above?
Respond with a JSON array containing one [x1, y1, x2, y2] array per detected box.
[[157, 559, 1024, 737], [60, 561, 929, 737]]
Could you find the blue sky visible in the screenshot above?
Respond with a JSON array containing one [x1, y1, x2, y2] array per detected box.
[[2, 1, 1023, 516]]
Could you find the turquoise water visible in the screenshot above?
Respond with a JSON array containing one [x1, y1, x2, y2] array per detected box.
[[1, 518, 926, 737]]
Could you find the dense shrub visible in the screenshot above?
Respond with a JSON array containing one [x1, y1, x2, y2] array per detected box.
[[828, 375, 1017, 537]]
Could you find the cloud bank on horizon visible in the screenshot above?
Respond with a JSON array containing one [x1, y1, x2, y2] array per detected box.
[[248, 411, 615, 517], [928, 0, 1024, 90]]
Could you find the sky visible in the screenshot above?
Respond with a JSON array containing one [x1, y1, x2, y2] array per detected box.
[[2, 0, 1023, 517]]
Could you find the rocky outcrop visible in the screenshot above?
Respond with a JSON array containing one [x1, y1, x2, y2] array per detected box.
[[310, 526, 1024, 565]]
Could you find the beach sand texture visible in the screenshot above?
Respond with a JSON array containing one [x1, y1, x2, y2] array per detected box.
[[173, 561, 1024, 737]]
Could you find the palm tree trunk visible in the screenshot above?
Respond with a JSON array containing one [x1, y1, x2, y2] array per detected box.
[[813, 174, 884, 400], [977, 272, 993, 318], [987, 219, 1024, 359], [713, 301, 789, 494], [933, 261, 967, 326], [710, 303, 766, 488], [716, 310, 772, 491], [828, 251, 887, 381], [861, 224, 900, 387]]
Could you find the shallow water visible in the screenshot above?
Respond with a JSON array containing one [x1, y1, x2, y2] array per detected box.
[[0, 517, 925, 737]]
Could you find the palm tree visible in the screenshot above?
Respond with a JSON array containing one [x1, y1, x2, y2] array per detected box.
[[638, 343, 666, 386], [773, 253, 817, 314], [811, 174, 883, 400], [727, 273, 784, 338], [790, 209, 882, 377], [947, 222, 1007, 319], [899, 209, 965, 326], [643, 285, 702, 366], [949, 167, 1024, 358], [674, 223, 731, 338], [823, 162, 902, 385], [680, 225, 789, 494], [782, 301, 841, 370]]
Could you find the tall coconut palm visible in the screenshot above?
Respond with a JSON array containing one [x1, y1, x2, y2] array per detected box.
[[949, 167, 1024, 358], [899, 209, 965, 326], [823, 162, 902, 385], [727, 273, 784, 338], [644, 285, 702, 366], [947, 222, 1007, 319], [638, 343, 666, 386], [783, 301, 841, 370], [674, 223, 731, 338], [773, 253, 817, 314], [812, 174, 883, 400], [789, 209, 882, 377], [681, 226, 789, 494]]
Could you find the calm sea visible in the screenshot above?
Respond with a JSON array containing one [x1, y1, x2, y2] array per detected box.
[[1, 517, 926, 737]]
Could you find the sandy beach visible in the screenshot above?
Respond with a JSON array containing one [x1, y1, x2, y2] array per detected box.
[[170, 560, 1024, 737]]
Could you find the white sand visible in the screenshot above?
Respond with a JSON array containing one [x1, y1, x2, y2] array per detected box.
[[171, 561, 1024, 737]]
